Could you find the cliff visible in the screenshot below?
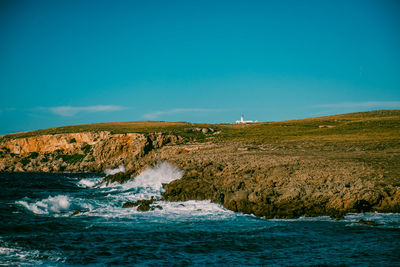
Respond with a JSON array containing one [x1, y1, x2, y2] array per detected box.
[[1, 110, 400, 218], [0, 131, 182, 173]]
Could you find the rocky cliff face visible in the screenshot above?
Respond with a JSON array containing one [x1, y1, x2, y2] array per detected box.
[[156, 142, 400, 218], [0, 132, 183, 173]]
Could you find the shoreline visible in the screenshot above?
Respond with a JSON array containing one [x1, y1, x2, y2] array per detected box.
[[1, 110, 399, 219]]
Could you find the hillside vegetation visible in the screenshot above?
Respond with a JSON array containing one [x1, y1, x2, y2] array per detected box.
[[2, 110, 400, 144]]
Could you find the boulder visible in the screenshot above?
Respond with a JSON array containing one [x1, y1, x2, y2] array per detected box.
[[122, 201, 136, 208]]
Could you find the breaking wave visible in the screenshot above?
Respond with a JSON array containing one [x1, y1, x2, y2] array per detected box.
[[15, 161, 235, 219], [16, 195, 94, 216], [120, 161, 183, 193], [104, 165, 125, 176], [17, 195, 72, 215]]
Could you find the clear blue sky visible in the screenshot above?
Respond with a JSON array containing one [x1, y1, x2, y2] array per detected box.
[[1, 0, 399, 134]]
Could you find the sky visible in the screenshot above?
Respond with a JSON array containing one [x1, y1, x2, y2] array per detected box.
[[1, 0, 399, 134]]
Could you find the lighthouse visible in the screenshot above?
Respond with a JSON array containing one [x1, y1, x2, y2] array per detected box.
[[236, 114, 257, 124]]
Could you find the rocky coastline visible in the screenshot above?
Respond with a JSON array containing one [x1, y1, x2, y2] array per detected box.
[[1, 111, 400, 219]]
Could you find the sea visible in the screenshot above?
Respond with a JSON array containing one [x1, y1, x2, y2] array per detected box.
[[1, 162, 399, 266]]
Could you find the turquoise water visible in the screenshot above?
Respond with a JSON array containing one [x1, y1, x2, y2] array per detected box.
[[1, 166, 400, 266]]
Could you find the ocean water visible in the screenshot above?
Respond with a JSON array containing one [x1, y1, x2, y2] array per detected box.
[[1, 163, 400, 266]]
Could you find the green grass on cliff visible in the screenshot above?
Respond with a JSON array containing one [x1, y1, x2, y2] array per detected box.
[[216, 110, 400, 144], [1, 110, 400, 145]]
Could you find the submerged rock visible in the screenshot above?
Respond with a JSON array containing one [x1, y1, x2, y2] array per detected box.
[[357, 220, 381, 226], [122, 197, 162, 212], [69, 209, 89, 216]]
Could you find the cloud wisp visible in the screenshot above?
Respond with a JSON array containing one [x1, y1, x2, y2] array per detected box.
[[315, 101, 400, 109], [46, 105, 125, 116], [143, 108, 226, 120]]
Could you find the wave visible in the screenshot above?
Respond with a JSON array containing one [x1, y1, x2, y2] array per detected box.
[[16, 195, 94, 216], [16, 195, 71, 215], [76, 177, 102, 188], [121, 161, 183, 192], [0, 239, 64, 265], [104, 165, 125, 176], [101, 161, 183, 200]]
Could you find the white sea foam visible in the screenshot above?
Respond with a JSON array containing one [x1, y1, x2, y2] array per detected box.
[[269, 216, 332, 222], [16, 195, 95, 216], [80, 199, 237, 221], [155, 200, 235, 218], [17, 195, 71, 214], [105, 165, 125, 176], [77, 177, 102, 188]]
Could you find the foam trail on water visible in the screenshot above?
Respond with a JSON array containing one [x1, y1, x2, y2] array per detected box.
[[105, 165, 125, 176]]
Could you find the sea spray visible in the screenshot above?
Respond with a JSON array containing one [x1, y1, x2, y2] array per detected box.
[[104, 165, 125, 176], [122, 161, 183, 193], [96, 161, 185, 212]]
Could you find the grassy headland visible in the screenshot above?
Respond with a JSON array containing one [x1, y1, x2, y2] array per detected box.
[[2, 109, 399, 144]]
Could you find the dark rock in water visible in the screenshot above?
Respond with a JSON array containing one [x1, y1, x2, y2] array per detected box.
[[70, 210, 82, 216], [69, 209, 89, 216], [102, 171, 136, 185], [357, 219, 381, 226], [122, 201, 136, 208], [123, 197, 159, 212], [152, 205, 163, 210], [137, 202, 152, 212]]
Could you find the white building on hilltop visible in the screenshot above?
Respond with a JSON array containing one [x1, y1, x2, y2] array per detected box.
[[236, 114, 257, 124]]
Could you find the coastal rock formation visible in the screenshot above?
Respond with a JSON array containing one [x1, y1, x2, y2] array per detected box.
[[158, 142, 400, 218], [0, 131, 183, 173], [1, 111, 400, 218]]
